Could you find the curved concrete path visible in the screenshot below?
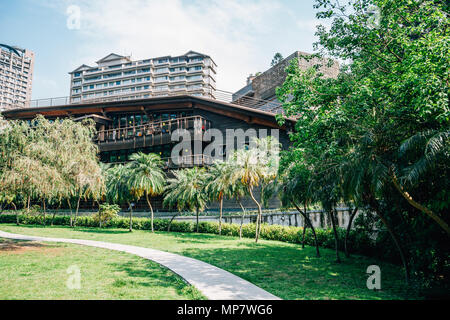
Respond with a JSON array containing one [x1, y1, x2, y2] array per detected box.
[[0, 230, 280, 300]]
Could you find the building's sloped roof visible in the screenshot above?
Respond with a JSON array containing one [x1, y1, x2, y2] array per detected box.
[[1, 95, 295, 129], [95, 53, 130, 64], [70, 64, 93, 74]]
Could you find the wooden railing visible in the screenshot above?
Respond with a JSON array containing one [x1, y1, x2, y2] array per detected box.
[[95, 115, 210, 144]]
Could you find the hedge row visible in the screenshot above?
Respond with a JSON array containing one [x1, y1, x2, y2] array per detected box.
[[0, 213, 378, 256]]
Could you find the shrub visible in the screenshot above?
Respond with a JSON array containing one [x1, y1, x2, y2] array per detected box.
[[0, 212, 375, 257], [92, 204, 120, 227]]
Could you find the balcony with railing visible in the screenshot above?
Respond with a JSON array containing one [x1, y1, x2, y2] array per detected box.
[[95, 115, 211, 146]]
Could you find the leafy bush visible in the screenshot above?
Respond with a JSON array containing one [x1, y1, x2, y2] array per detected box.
[[92, 204, 120, 227], [0, 212, 375, 256]]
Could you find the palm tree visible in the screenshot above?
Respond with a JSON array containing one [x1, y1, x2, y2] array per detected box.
[[229, 148, 266, 243], [105, 164, 136, 232], [229, 137, 279, 242], [126, 152, 165, 232], [164, 167, 208, 233], [205, 161, 234, 235], [340, 135, 411, 282], [278, 158, 321, 257], [396, 129, 450, 235], [231, 177, 248, 240]]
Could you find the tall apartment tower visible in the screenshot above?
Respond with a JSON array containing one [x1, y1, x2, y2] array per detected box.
[[0, 44, 35, 111], [69, 51, 217, 104]]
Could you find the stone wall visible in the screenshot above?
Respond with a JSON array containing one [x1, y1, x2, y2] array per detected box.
[[251, 51, 340, 101], [165, 208, 359, 229]]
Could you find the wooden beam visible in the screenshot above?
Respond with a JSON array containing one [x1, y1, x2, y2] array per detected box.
[[195, 103, 285, 129]]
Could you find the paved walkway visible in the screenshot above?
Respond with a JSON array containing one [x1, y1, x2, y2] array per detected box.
[[0, 230, 280, 300]]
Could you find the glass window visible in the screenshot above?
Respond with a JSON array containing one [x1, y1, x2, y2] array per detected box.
[[162, 145, 171, 158], [120, 116, 126, 128], [135, 115, 142, 125], [110, 151, 118, 163], [118, 150, 127, 162], [127, 115, 134, 127]]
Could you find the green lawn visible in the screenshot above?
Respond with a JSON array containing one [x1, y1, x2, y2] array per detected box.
[[0, 224, 420, 300], [0, 237, 203, 300]]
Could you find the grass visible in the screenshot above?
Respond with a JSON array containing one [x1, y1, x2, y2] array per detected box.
[[0, 224, 420, 300], [0, 237, 204, 300]]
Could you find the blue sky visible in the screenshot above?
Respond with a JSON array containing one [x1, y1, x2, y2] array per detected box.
[[0, 0, 328, 99]]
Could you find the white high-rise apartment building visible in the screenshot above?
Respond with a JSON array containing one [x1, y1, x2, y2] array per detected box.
[[69, 51, 217, 104], [0, 44, 34, 111]]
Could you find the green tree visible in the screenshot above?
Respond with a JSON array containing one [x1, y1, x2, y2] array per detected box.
[[164, 167, 208, 233], [205, 161, 234, 235], [229, 136, 279, 243], [271, 52, 284, 67], [105, 164, 137, 232], [0, 116, 104, 226], [278, 149, 321, 257], [277, 0, 449, 284], [126, 152, 166, 232]]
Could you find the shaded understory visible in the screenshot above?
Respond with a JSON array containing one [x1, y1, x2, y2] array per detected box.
[[0, 224, 420, 300], [0, 237, 203, 300]]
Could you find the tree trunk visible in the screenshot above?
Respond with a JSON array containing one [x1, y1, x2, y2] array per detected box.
[[74, 194, 81, 227], [329, 207, 341, 263], [98, 201, 102, 228], [195, 207, 199, 233], [51, 202, 61, 226], [301, 225, 307, 248], [168, 212, 179, 232], [219, 196, 223, 235], [293, 203, 320, 257], [68, 199, 73, 227], [344, 207, 358, 258], [301, 202, 309, 249], [146, 192, 154, 233], [248, 187, 262, 243], [367, 193, 410, 284], [42, 200, 46, 226], [391, 174, 450, 235], [128, 202, 133, 232], [12, 202, 18, 225], [27, 195, 30, 214], [238, 200, 246, 240]]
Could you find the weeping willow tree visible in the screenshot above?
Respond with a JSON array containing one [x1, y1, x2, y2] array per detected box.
[[0, 115, 104, 223]]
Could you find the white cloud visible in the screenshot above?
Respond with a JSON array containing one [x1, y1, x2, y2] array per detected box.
[[296, 19, 330, 32], [54, 0, 281, 92]]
